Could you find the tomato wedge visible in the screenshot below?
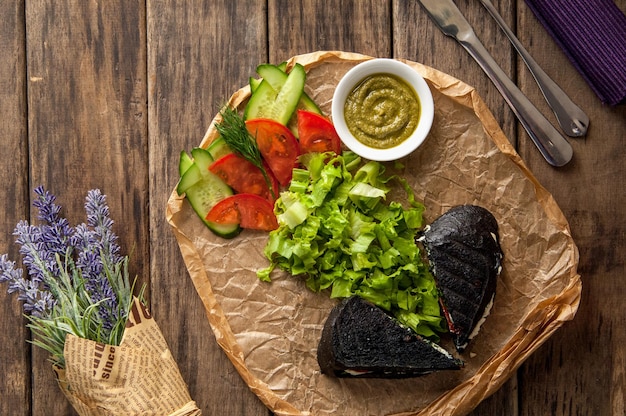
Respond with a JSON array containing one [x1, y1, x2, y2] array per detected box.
[[246, 118, 300, 186], [209, 153, 279, 202], [296, 110, 342, 155], [205, 193, 278, 231]]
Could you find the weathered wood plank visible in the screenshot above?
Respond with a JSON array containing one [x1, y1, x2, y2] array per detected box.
[[270, 0, 392, 61], [516, 2, 626, 415], [24, 1, 148, 414], [147, 1, 269, 414], [0, 1, 31, 415]]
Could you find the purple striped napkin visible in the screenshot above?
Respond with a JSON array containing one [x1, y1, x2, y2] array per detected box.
[[524, 0, 626, 106]]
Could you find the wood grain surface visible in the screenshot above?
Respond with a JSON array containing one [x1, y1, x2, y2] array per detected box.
[[1, 1, 624, 415]]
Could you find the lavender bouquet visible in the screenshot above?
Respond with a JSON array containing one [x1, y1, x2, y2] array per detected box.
[[0, 186, 143, 368], [1, 187, 199, 415]]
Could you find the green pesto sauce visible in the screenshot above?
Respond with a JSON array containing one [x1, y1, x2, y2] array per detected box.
[[344, 73, 421, 149]]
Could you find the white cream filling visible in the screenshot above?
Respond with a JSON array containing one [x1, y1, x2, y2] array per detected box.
[[429, 338, 456, 359], [415, 225, 430, 242], [343, 369, 372, 376], [468, 294, 495, 341]]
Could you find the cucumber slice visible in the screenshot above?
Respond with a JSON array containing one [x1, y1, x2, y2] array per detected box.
[[256, 64, 287, 89], [257, 64, 321, 115], [177, 147, 239, 237], [206, 137, 232, 160], [244, 63, 306, 126], [249, 77, 262, 94], [269, 63, 306, 125], [177, 148, 215, 195], [177, 163, 203, 195], [244, 79, 276, 120], [191, 147, 214, 170], [204, 219, 241, 238], [186, 178, 240, 238], [254, 63, 321, 136], [179, 150, 194, 176], [296, 92, 322, 114]]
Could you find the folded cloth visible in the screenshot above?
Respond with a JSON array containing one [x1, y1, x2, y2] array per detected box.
[[524, 0, 626, 105]]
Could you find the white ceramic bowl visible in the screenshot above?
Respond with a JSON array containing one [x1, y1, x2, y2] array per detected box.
[[331, 58, 434, 161]]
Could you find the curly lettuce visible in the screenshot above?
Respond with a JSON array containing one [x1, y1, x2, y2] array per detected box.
[[257, 152, 446, 339]]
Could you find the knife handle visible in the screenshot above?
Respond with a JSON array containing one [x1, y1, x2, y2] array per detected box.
[[460, 38, 573, 167]]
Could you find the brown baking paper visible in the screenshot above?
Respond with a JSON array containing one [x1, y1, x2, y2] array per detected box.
[[54, 297, 201, 416], [166, 51, 581, 416]]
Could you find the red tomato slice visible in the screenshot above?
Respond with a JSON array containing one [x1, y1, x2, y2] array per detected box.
[[296, 110, 342, 155], [209, 153, 279, 202], [246, 118, 300, 186], [205, 193, 278, 231]]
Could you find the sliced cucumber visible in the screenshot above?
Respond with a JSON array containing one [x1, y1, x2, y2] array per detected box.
[[296, 92, 322, 114], [296, 93, 322, 114], [268, 63, 307, 125], [244, 79, 276, 120], [256, 64, 287, 89], [177, 163, 204, 195], [191, 147, 214, 170], [250, 63, 285, 94], [177, 147, 239, 238], [179, 150, 194, 176], [186, 177, 240, 238], [177, 148, 214, 195], [244, 63, 306, 126], [206, 136, 232, 160], [249, 76, 262, 94], [204, 218, 241, 238], [256, 64, 321, 115]]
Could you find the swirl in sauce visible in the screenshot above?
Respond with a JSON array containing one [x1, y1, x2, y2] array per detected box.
[[344, 73, 421, 149]]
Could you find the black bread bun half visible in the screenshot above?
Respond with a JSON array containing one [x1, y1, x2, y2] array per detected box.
[[317, 296, 462, 378], [422, 205, 503, 352]]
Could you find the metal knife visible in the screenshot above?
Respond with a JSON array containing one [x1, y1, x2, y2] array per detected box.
[[416, 0, 573, 167]]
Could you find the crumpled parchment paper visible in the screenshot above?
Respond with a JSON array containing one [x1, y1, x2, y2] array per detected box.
[[166, 51, 581, 416]]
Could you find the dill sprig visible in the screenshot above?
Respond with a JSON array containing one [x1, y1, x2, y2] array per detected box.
[[214, 106, 275, 199]]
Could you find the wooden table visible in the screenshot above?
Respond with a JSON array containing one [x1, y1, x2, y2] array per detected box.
[[1, 1, 624, 415]]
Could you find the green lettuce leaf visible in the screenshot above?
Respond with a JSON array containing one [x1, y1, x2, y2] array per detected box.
[[257, 151, 445, 339]]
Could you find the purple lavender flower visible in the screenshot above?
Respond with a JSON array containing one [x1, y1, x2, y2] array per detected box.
[[0, 254, 54, 317], [14, 221, 48, 284], [83, 189, 122, 264], [0, 186, 139, 367], [31, 186, 75, 272], [2, 187, 129, 331], [71, 190, 123, 330], [8, 186, 75, 314]]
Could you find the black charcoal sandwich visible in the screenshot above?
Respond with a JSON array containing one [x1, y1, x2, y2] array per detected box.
[[316, 205, 503, 378], [421, 205, 503, 352], [317, 296, 462, 378]]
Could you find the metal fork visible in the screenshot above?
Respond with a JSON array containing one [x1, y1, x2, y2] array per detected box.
[[478, 0, 589, 137]]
